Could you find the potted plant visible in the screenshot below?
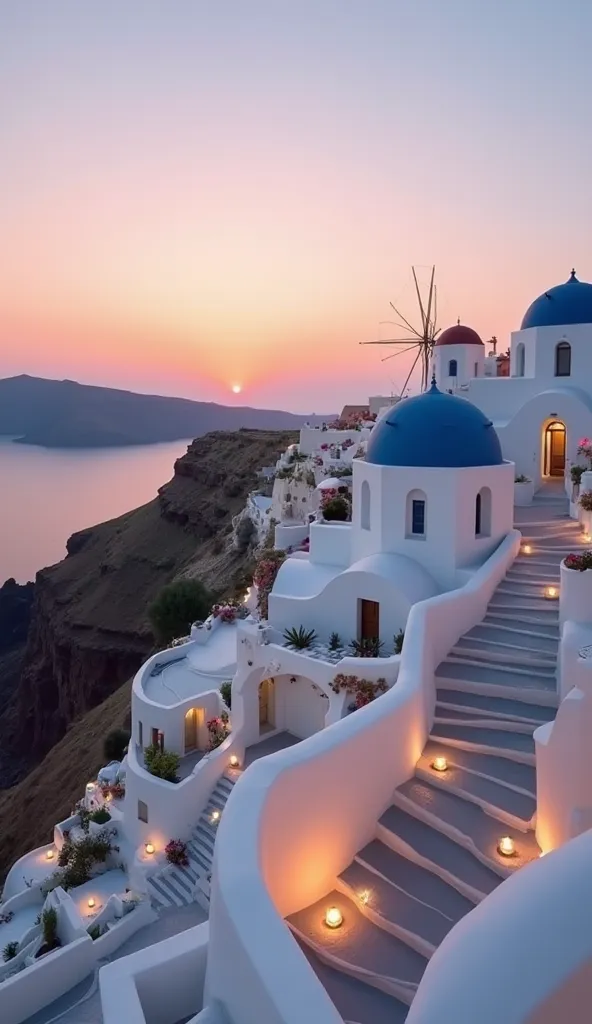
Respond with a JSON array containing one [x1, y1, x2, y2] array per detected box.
[[570, 465, 586, 512], [560, 549, 592, 627], [514, 474, 534, 506], [579, 490, 592, 535], [577, 439, 592, 494], [283, 626, 318, 650]]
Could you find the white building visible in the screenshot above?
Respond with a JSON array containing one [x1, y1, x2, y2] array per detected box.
[[435, 270, 592, 488], [6, 286, 592, 1024]]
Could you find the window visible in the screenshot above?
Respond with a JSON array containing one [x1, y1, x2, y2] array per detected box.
[[448, 359, 458, 377], [474, 362, 478, 377], [475, 487, 492, 537], [515, 343, 525, 377], [406, 489, 427, 538], [555, 341, 571, 377], [138, 800, 148, 823], [360, 479, 371, 530], [138, 721, 143, 747]]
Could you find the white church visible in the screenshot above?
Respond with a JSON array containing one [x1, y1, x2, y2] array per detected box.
[[2, 271, 592, 1024]]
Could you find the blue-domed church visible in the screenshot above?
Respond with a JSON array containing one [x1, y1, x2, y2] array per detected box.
[[434, 270, 592, 488]]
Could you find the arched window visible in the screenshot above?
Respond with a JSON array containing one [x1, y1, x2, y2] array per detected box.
[[448, 359, 458, 377], [475, 487, 492, 537], [515, 343, 525, 377], [406, 489, 427, 539], [360, 479, 371, 530], [555, 341, 571, 377]]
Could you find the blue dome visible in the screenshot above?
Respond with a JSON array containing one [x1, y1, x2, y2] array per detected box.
[[521, 270, 592, 329], [366, 381, 503, 468]]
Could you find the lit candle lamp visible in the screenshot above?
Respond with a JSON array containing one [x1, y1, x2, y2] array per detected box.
[[324, 906, 343, 929], [359, 890, 370, 906], [431, 756, 448, 773], [545, 586, 558, 600], [211, 810, 220, 823], [46, 849, 54, 860], [229, 755, 239, 768], [522, 544, 532, 555], [145, 842, 155, 855], [87, 898, 96, 909], [498, 836, 515, 857]]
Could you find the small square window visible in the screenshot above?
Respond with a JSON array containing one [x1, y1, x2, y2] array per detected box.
[[138, 800, 148, 823]]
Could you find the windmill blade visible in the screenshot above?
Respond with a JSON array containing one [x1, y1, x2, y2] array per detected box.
[[432, 284, 438, 334], [400, 347, 422, 394], [360, 338, 418, 346], [423, 266, 436, 341], [412, 267, 427, 333], [380, 344, 419, 363], [389, 301, 418, 336], [379, 319, 420, 335]]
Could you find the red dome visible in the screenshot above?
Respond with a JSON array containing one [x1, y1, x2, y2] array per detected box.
[[436, 324, 483, 347]]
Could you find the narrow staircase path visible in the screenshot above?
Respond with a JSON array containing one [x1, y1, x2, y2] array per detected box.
[[288, 485, 587, 1023]]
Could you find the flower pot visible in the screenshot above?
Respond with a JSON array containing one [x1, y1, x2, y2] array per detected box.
[[514, 480, 534, 506], [560, 559, 592, 627]]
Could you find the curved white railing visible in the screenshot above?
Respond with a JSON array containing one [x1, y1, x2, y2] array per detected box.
[[407, 829, 592, 1024], [206, 531, 521, 1024]]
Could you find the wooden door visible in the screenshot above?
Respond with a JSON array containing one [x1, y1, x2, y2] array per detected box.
[[360, 599, 380, 640], [545, 422, 566, 477], [259, 678, 275, 730], [184, 708, 198, 753]]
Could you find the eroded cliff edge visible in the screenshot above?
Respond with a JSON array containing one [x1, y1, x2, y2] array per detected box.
[[1, 428, 295, 780]]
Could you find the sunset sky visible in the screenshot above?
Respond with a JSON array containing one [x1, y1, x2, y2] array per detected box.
[[2, 0, 592, 413]]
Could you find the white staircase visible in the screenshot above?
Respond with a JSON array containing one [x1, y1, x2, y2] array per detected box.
[[147, 772, 238, 911]]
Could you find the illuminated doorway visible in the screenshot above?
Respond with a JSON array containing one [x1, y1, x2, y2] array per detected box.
[[544, 421, 566, 477], [184, 708, 203, 753], [259, 678, 275, 733]]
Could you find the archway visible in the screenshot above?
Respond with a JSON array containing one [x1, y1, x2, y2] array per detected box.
[[258, 678, 275, 734], [184, 707, 203, 753], [543, 421, 566, 478]]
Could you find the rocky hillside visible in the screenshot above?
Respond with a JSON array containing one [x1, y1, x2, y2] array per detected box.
[[0, 428, 295, 782]]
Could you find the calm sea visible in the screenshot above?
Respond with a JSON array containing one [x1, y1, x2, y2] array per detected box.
[[0, 437, 192, 583]]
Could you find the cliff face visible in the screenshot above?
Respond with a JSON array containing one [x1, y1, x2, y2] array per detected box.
[[2, 428, 295, 777]]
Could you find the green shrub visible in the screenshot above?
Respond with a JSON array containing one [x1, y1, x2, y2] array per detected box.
[[283, 626, 318, 650], [89, 808, 111, 825], [41, 907, 58, 948], [149, 579, 213, 646], [103, 728, 130, 763], [321, 495, 350, 521], [329, 632, 342, 651], [393, 629, 405, 655], [144, 745, 180, 783], [349, 637, 384, 658], [220, 681, 232, 710], [571, 465, 586, 484], [2, 941, 18, 962], [514, 474, 531, 484], [88, 923, 107, 940]]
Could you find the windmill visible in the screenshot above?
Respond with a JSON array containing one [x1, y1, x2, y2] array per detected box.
[[360, 265, 440, 394]]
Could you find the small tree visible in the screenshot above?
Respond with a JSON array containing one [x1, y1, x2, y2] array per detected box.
[[149, 579, 213, 646], [103, 728, 130, 763], [322, 495, 351, 522], [220, 681, 232, 710], [144, 745, 180, 783]]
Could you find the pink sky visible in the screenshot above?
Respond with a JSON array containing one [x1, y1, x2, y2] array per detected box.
[[2, 1, 591, 412]]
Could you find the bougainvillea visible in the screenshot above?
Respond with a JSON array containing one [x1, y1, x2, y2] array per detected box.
[[207, 711, 231, 750], [211, 600, 246, 623], [252, 550, 286, 618], [330, 673, 388, 708], [577, 438, 592, 468], [165, 839, 189, 867], [564, 551, 592, 571]]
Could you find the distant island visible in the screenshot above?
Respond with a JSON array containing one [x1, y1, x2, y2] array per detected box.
[[0, 375, 334, 448]]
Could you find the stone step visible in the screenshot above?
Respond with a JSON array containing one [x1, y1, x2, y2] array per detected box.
[[483, 612, 560, 638], [378, 805, 502, 902], [434, 707, 537, 734], [423, 739, 536, 795], [187, 840, 211, 874], [495, 585, 560, 604], [393, 780, 540, 872], [148, 873, 188, 908], [295, 937, 409, 1024], [288, 889, 428, 1006], [338, 858, 457, 958], [435, 689, 555, 726], [489, 593, 560, 614], [436, 658, 556, 689], [451, 639, 556, 667], [464, 622, 559, 653], [415, 751, 536, 828], [505, 570, 560, 587], [507, 563, 561, 579], [429, 722, 536, 764]]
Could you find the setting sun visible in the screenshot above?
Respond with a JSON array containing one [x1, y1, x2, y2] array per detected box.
[[232, 384, 242, 394]]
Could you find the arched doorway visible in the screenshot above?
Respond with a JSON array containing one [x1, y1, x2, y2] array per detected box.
[[184, 708, 203, 753], [544, 421, 566, 477], [258, 678, 275, 734]]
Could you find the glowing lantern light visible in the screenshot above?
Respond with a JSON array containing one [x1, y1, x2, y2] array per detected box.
[[545, 586, 558, 600], [211, 810, 220, 823], [145, 842, 155, 855], [229, 755, 239, 768], [498, 836, 515, 857], [324, 906, 343, 929], [431, 756, 448, 772], [522, 544, 532, 555], [87, 898, 96, 908], [46, 849, 54, 860]]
